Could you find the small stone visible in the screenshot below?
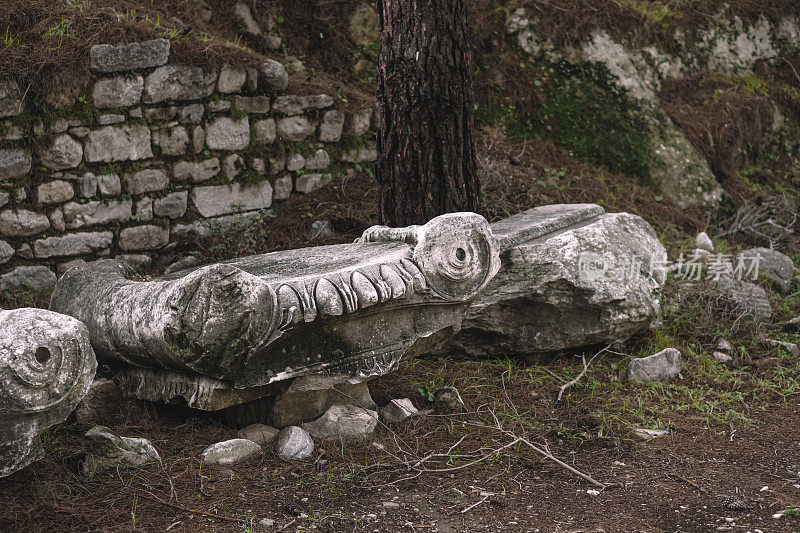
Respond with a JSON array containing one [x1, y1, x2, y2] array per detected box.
[[201, 439, 261, 466], [222, 154, 244, 180], [163, 255, 201, 274], [253, 119, 276, 145], [173, 158, 220, 182], [350, 108, 372, 135], [786, 317, 800, 332], [156, 126, 190, 156], [763, 339, 800, 356], [382, 502, 400, 509], [272, 174, 292, 200], [286, 153, 305, 172], [633, 428, 669, 440], [98, 174, 122, 196], [83, 425, 161, 475], [0, 148, 31, 179], [97, 114, 125, 125], [116, 254, 152, 271], [89, 39, 170, 73], [716, 338, 734, 353], [93, 76, 143, 108], [246, 67, 259, 92], [0, 209, 50, 237], [270, 157, 285, 175], [696, 231, 714, 253], [275, 426, 314, 460], [69, 126, 90, 138], [144, 106, 178, 123], [135, 197, 153, 222], [295, 173, 331, 194], [272, 95, 333, 116], [238, 424, 279, 446], [713, 351, 733, 363], [16, 243, 33, 259], [233, 2, 262, 37], [217, 64, 247, 93], [0, 240, 13, 264], [0, 266, 56, 292], [205, 116, 250, 150], [310, 219, 333, 240], [626, 348, 683, 383], [434, 386, 465, 413], [303, 404, 378, 440], [251, 158, 266, 175], [0, 80, 22, 118], [119, 225, 169, 251], [178, 103, 204, 123], [259, 518, 275, 528], [379, 398, 418, 424], [153, 191, 188, 219], [205, 100, 231, 113], [234, 95, 270, 114], [78, 173, 98, 198], [74, 378, 121, 424], [736, 248, 796, 295], [259, 60, 289, 92], [129, 107, 143, 118], [305, 149, 330, 170], [13, 187, 26, 202], [319, 110, 345, 143], [37, 180, 74, 206], [39, 135, 82, 170], [123, 169, 169, 196], [48, 208, 65, 232], [192, 126, 205, 153]]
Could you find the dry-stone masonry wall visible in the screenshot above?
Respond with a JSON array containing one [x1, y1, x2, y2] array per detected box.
[[0, 39, 377, 292]]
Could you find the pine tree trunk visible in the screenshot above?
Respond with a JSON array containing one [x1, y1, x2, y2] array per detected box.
[[376, 0, 480, 226]]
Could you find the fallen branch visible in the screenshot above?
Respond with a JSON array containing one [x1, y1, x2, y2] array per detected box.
[[557, 346, 609, 402], [134, 490, 245, 524]]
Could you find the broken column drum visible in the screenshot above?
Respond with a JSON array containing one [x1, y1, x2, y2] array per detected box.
[[50, 213, 499, 407], [0, 308, 97, 477]]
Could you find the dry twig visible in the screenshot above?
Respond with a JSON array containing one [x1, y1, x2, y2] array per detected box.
[[557, 345, 610, 402]]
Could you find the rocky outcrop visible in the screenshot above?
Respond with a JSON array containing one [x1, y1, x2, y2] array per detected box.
[[443, 204, 667, 359], [0, 308, 97, 478]]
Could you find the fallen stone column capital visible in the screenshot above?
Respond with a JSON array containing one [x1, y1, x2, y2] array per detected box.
[[0, 308, 96, 478]]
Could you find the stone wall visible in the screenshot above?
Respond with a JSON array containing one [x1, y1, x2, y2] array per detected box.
[[0, 39, 377, 292]]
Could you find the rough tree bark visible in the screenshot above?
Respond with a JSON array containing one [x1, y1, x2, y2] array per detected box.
[[376, 0, 480, 226]]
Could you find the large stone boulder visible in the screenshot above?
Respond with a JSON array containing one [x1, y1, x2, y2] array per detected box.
[[736, 248, 796, 295], [443, 204, 667, 359], [0, 308, 97, 478]]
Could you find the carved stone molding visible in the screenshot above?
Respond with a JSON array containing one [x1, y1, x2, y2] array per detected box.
[[50, 212, 498, 405]]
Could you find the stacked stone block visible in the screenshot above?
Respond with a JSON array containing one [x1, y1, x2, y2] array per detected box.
[[0, 39, 378, 291]]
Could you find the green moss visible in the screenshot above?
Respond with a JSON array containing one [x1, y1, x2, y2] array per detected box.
[[533, 60, 653, 181]]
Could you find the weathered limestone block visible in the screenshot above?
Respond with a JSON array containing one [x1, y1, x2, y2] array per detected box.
[[443, 204, 667, 359], [155, 126, 190, 156], [253, 118, 276, 145], [143, 66, 217, 104], [0, 240, 13, 264], [173, 158, 220, 182], [63, 199, 132, 229], [217, 64, 247, 94], [259, 60, 289, 92], [82, 425, 160, 475], [39, 135, 83, 170], [302, 404, 377, 441], [0, 209, 50, 237], [93, 76, 144, 108], [626, 348, 683, 383], [89, 39, 170, 73], [0, 308, 97, 478], [123, 168, 169, 195], [296, 173, 331, 194], [118, 225, 170, 251], [97, 174, 122, 196], [153, 191, 188, 219], [37, 180, 74, 206], [0, 149, 31, 179], [319, 110, 345, 143], [33, 232, 114, 258], [736, 248, 796, 295], [84, 125, 152, 163], [272, 95, 334, 116], [276, 116, 315, 141], [205, 117, 250, 150], [233, 2, 262, 37], [0, 266, 56, 292], [235, 96, 270, 114], [273, 174, 292, 200], [50, 213, 500, 410], [190, 181, 273, 217], [0, 80, 22, 118]]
